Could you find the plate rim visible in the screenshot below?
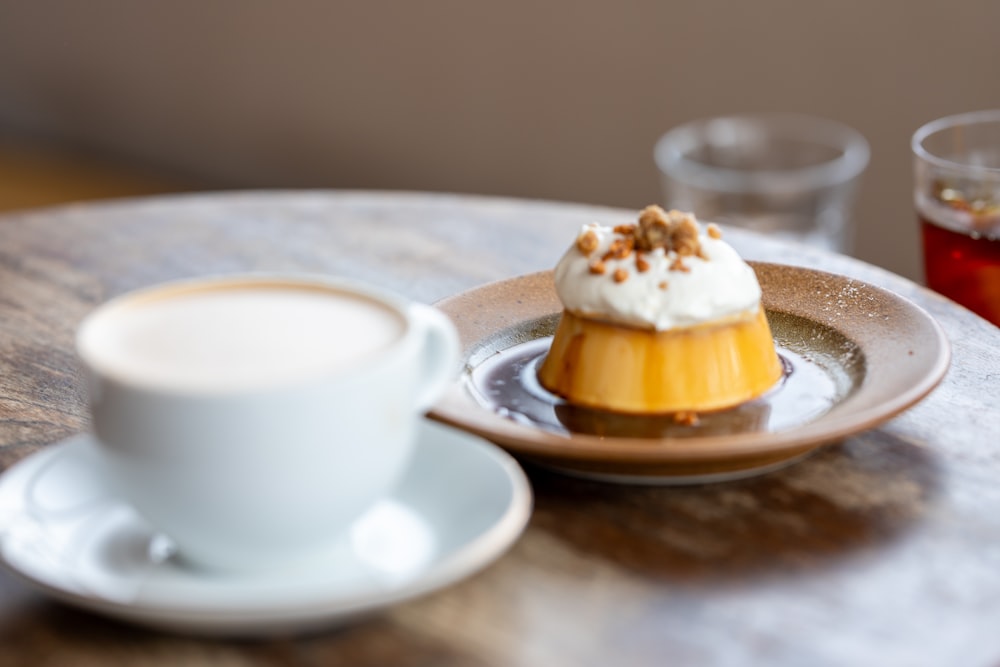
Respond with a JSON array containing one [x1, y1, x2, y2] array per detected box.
[[430, 263, 951, 464]]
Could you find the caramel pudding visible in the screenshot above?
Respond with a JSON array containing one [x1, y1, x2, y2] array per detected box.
[[537, 206, 782, 415]]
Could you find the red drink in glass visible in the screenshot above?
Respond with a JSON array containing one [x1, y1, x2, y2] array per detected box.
[[919, 209, 1000, 325], [913, 111, 1000, 327]]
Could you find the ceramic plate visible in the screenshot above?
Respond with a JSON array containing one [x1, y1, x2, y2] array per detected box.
[[0, 421, 532, 637], [430, 263, 950, 483]]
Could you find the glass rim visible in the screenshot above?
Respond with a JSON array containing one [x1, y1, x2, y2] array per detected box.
[[912, 109, 1000, 175], [653, 112, 870, 194]]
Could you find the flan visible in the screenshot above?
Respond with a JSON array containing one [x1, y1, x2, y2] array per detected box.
[[537, 206, 782, 415]]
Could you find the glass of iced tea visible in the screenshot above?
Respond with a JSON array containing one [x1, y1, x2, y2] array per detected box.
[[913, 110, 1000, 326]]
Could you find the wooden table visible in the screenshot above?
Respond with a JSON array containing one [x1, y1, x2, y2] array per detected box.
[[0, 191, 998, 666]]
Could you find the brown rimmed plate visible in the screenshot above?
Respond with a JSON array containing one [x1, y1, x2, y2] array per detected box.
[[429, 263, 950, 484]]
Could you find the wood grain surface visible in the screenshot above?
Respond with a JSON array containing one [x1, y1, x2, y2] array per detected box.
[[0, 191, 998, 667]]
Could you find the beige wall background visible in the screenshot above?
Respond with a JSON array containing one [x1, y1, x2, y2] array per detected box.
[[1, 1, 998, 281]]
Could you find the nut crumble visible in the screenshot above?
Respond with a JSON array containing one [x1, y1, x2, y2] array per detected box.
[[577, 229, 599, 256], [575, 205, 714, 283]]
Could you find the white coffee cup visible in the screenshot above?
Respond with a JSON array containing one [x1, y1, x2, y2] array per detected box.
[[75, 274, 459, 572]]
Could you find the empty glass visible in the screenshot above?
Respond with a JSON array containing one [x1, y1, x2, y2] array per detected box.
[[654, 113, 870, 253]]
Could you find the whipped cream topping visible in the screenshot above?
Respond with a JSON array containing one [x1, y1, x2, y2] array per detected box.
[[553, 212, 762, 331]]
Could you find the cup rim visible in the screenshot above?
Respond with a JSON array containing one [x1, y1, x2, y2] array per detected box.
[[911, 109, 1000, 175], [653, 112, 870, 194], [76, 273, 416, 396]]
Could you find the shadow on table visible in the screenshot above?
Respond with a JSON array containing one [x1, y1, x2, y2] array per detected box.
[[0, 596, 486, 666], [522, 429, 941, 585]]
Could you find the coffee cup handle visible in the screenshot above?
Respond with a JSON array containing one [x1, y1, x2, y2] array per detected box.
[[408, 304, 460, 412]]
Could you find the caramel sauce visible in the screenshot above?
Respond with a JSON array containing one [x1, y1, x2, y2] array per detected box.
[[469, 336, 840, 439]]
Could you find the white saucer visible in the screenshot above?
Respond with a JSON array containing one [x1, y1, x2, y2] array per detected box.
[[0, 420, 532, 637]]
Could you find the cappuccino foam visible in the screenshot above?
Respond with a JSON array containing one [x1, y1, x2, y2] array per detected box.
[[78, 281, 406, 392]]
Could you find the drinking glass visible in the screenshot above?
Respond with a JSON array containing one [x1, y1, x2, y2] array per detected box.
[[654, 113, 870, 253], [913, 110, 1000, 326]]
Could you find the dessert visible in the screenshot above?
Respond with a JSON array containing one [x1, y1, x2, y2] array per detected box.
[[537, 205, 782, 415]]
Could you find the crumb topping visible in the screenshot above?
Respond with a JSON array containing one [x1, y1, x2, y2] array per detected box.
[[604, 236, 634, 261], [669, 257, 690, 273], [673, 411, 700, 426], [576, 229, 599, 256], [574, 205, 717, 285], [635, 253, 650, 273], [554, 207, 759, 331]]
